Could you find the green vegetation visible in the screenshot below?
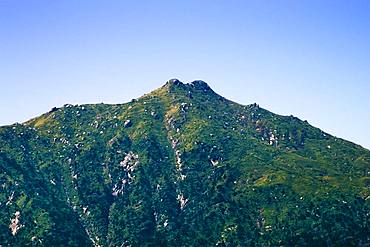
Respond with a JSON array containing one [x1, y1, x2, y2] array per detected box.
[[0, 79, 369, 246]]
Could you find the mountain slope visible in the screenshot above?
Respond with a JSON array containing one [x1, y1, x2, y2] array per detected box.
[[0, 79, 369, 246]]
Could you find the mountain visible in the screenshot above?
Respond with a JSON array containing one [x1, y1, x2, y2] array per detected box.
[[0, 79, 369, 246]]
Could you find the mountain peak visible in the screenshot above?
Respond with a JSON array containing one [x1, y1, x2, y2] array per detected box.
[[166, 78, 183, 86], [164, 79, 212, 90], [1, 79, 369, 246], [189, 80, 212, 92], [162, 79, 216, 98], [163, 79, 186, 93]]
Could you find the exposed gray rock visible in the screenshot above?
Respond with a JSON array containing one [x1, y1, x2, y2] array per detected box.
[[124, 119, 132, 128]]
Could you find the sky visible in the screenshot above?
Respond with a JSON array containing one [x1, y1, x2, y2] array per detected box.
[[0, 0, 369, 149]]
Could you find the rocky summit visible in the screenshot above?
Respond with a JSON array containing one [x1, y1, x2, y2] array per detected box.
[[0, 80, 369, 246]]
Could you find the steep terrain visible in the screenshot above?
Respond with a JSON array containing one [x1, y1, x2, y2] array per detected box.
[[0, 79, 369, 246]]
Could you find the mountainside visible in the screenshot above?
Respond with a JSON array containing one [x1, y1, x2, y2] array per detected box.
[[0, 79, 369, 246]]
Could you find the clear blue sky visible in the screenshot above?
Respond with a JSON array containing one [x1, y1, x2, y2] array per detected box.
[[1, 0, 369, 149]]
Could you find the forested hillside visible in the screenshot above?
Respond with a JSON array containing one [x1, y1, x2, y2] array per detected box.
[[1, 80, 369, 246]]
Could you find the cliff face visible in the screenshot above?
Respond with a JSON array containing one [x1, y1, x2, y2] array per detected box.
[[1, 80, 369, 246]]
